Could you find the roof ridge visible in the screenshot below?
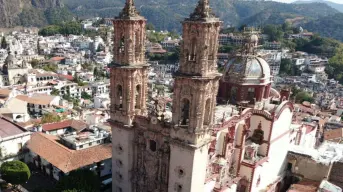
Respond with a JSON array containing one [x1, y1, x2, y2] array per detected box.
[[38, 133, 73, 154]]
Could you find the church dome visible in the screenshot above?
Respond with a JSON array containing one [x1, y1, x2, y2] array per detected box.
[[224, 56, 271, 80]]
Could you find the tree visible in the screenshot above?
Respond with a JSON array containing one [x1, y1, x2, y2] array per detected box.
[[81, 91, 92, 100], [42, 64, 58, 72], [146, 23, 155, 31], [50, 88, 60, 96], [73, 73, 78, 82], [55, 169, 100, 192], [295, 91, 314, 103], [0, 161, 31, 187], [1, 36, 7, 49], [93, 67, 99, 78], [280, 58, 293, 75], [263, 25, 284, 42], [30, 59, 40, 68], [81, 63, 93, 71], [41, 113, 63, 124]]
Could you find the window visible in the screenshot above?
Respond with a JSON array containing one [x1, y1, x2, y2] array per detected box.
[[79, 145, 83, 149], [89, 142, 93, 146], [117, 85, 123, 109], [149, 140, 157, 152], [135, 85, 141, 109], [287, 163, 293, 171], [247, 87, 255, 101], [181, 98, 190, 125], [189, 37, 197, 61], [119, 36, 125, 53], [97, 140, 101, 144]]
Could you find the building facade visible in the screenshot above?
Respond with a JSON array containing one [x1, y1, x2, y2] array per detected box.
[[109, 1, 297, 192], [109, 0, 221, 192]]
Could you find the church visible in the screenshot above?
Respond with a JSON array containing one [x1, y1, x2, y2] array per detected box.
[[0, 50, 29, 86], [109, 0, 294, 192]]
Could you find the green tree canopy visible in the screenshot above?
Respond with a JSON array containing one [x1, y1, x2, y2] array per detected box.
[[263, 24, 284, 42], [279, 58, 300, 76], [295, 91, 314, 103], [39, 21, 82, 37], [50, 88, 60, 96], [55, 169, 100, 192], [30, 59, 40, 68], [0, 161, 31, 186], [41, 113, 64, 124], [146, 23, 155, 30], [42, 64, 58, 72], [81, 92, 92, 100]]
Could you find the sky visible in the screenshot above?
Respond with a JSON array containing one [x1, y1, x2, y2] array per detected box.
[[273, 0, 343, 3]]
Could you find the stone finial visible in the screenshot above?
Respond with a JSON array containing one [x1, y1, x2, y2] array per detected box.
[[188, 0, 215, 21], [118, 0, 140, 18]]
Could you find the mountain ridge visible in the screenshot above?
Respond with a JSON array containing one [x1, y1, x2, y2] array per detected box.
[[293, 0, 343, 12]]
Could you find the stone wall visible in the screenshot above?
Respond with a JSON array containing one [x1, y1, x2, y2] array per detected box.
[[288, 153, 330, 181]]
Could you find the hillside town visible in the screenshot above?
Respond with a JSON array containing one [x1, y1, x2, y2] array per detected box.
[[0, 0, 343, 192]]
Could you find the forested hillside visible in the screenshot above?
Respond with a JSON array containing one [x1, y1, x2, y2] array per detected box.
[[0, 0, 73, 27], [61, 0, 339, 33], [304, 13, 343, 41], [2, 0, 343, 42], [294, 0, 343, 12]]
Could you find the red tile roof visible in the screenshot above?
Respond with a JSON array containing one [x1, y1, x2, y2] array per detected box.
[[27, 133, 112, 173], [16, 94, 56, 105], [42, 119, 88, 132], [58, 74, 74, 81], [288, 180, 319, 192], [324, 128, 343, 141], [50, 57, 65, 62], [0, 117, 27, 138]]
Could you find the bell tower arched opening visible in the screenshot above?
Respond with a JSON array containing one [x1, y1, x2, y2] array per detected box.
[[135, 85, 141, 109], [116, 85, 123, 109], [181, 98, 190, 125], [189, 37, 197, 61], [119, 36, 125, 53]]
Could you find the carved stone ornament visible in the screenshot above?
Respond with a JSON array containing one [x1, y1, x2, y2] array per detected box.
[[151, 116, 158, 124], [181, 85, 191, 95]]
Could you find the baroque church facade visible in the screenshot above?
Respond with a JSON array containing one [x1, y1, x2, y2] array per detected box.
[[1, 50, 29, 86], [109, 1, 294, 192]]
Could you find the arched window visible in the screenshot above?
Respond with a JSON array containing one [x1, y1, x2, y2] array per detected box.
[[117, 85, 123, 109], [230, 87, 238, 104], [135, 85, 141, 109], [189, 37, 197, 61], [247, 87, 255, 101], [237, 177, 249, 192], [119, 36, 125, 53], [181, 98, 190, 125], [204, 99, 211, 125], [149, 140, 157, 152]]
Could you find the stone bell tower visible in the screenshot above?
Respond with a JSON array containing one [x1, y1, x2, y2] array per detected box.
[[168, 0, 222, 191], [109, 0, 148, 191]]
